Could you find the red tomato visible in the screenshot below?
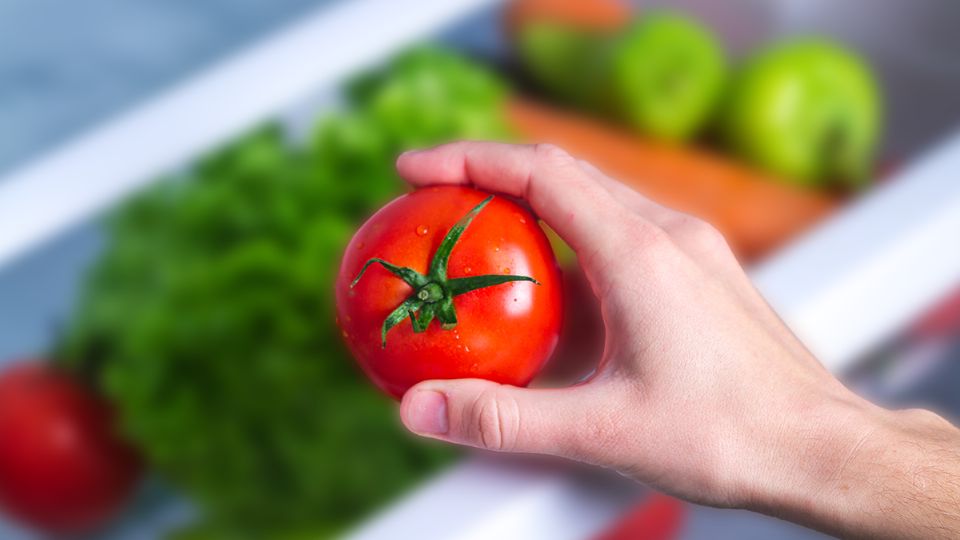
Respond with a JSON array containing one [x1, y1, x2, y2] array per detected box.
[[0, 362, 141, 533], [595, 493, 685, 540], [336, 186, 563, 398]]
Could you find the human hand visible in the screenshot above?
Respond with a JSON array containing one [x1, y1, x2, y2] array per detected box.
[[394, 142, 960, 539]]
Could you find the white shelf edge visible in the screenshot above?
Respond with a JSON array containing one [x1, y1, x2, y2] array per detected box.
[[347, 456, 642, 540], [0, 0, 499, 269], [751, 129, 960, 373]]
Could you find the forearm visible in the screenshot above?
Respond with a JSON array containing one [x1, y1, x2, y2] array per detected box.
[[754, 396, 960, 539]]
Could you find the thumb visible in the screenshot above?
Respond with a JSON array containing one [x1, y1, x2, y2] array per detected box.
[[400, 379, 603, 457]]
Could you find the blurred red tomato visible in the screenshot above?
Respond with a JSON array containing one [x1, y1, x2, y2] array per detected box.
[[0, 362, 141, 533], [911, 286, 960, 338], [595, 493, 685, 540]]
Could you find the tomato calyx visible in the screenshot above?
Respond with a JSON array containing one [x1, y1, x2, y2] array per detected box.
[[351, 195, 540, 348]]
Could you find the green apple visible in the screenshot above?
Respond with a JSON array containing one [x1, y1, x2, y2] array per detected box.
[[516, 12, 727, 142], [721, 39, 881, 188], [516, 22, 613, 108], [609, 12, 727, 141]]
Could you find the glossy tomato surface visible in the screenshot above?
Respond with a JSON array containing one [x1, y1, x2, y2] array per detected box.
[[0, 362, 141, 533], [336, 186, 563, 398]]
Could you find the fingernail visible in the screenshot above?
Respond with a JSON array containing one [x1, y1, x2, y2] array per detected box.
[[404, 390, 448, 435]]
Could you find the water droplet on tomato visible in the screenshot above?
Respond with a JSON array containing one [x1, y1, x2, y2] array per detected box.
[[454, 333, 460, 340], [416, 224, 429, 236], [464, 346, 471, 353], [494, 246, 500, 252], [516, 213, 527, 224], [464, 266, 472, 274]]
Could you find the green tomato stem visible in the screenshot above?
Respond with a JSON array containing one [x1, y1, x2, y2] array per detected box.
[[351, 195, 540, 348]]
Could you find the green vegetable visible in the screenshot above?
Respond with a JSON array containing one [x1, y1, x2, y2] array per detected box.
[[609, 13, 727, 141], [517, 11, 727, 141], [63, 47, 510, 537], [720, 39, 882, 187], [353, 48, 512, 147], [517, 23, 612, 107]]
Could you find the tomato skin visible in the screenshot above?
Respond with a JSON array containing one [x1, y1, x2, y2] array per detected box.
[[595, 493, 685, 540], [0, 362, 142, 533], [336, 186, 563, 399]]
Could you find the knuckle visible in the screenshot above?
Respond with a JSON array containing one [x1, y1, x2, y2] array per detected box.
[[696, 222, 729, 251], [533, 143, 575, 167], [440, 140, 472, 155], [470, 387, 520, 452], [901, 408, 952, 430], [666, 215, 729, 254], [623, 217, 673, 254], [450, 140, 473, 153], [664, 214, 704, 238], [621, 223, 688, 285], [584, 215, 670, 281]]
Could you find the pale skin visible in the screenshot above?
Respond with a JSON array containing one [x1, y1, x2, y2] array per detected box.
[[393, 141, 960, 539]]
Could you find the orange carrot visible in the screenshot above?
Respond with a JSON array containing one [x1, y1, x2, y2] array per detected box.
[[506, 98, 840, 261]]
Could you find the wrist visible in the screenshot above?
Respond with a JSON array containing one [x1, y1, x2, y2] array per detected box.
[[742, 390, 960, 539], [736, 388, 889, 531]]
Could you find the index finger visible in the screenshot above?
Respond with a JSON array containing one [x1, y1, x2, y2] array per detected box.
[[396, 141, 642, 261]]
